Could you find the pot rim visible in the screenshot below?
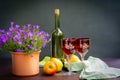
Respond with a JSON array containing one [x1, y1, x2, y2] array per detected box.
[[11, 50, 41, 55]]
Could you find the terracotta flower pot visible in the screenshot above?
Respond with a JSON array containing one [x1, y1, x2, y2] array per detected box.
[[11, 51, 40, 76]]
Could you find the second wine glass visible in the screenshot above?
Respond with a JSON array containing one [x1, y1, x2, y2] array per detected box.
[[75, 38, 90, 61]]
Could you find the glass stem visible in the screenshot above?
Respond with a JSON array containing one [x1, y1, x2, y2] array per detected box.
[[80, 53, 85, 61], [67, 55, 72, 75]]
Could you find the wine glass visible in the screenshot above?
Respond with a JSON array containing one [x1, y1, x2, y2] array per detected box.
[[75, 38, 90, 61], [61, 38, 75, 75]]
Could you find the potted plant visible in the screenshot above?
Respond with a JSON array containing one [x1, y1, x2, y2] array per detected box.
[[0, 22, 50, 76]]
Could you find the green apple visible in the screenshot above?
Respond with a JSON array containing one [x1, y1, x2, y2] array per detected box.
[[70, 54, 81, 63], [50, 58, 63, 72], [39, 56, 50, 67]]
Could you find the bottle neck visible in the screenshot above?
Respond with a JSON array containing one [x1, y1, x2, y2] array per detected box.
[[55, 14, 60, 29]]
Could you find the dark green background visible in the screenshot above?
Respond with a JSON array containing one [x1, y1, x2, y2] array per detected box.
[[0, 0, 120, 59]]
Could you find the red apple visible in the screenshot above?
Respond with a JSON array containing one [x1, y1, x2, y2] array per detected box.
[[43, 61, 57, 75]]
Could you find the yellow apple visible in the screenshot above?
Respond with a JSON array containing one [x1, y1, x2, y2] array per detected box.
[[50, 58, 63, 72], [66, 54, 81, 63], [64, 54, 81, 68], [43, 61, 57, 75], [70, 54, 81, 63]]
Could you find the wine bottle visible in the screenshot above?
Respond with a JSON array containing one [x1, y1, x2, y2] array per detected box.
[[51, 9, 64, 61]]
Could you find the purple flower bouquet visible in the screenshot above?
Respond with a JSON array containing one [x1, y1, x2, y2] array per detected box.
[[0, 22, 50, 54]]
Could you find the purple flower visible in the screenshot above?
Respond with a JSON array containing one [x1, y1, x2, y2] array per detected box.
[[7, 31, 12, 35], [28, 30, 33, 37], [24, 34, 28, 39], [36, 25, 40, 29], [18, 41, 22, 44], [24, 25, 31, 30], [0, 22, 50, 55], [13, 34, 20, 42], [1, 34, 7, 43], [0, 30, 5, 33], [42, 43, 46, 48], [27, 24, 31, 27], [34, 48, 37, 51], [6, 31, 13, 40], [15, 25, 20, 28], [40, 31, 45, 35], [28, 45, 32, 49], [26, 47, 28, 50], [32, 41, 34, 44], [42, 37, 47, 42], [9, 27, 14, 31], [33, 25, 40, 29], [10, 22, 14, 25], [19, 29, 25, 34], [36, 32, 40, 37], [33, 25, 36, 29], [22, 41, 25, 44], [6, 31, 13, 38], [28, 30, 33, 40], [46, 33, 50, 37], [16, 33, 20, 38], [13, 37, 17, 42], [16, 49, 24, 52]]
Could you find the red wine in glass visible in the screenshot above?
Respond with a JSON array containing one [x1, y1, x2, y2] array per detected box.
[[75, 38, 90, 61], [62, 38, 75, 55], [61, 38, 75, 75]]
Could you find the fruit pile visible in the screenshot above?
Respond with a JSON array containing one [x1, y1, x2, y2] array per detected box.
[[39, 54, 81, 75]]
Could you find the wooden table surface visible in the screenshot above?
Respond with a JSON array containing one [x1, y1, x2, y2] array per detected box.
[[0, 58, 120, 80]]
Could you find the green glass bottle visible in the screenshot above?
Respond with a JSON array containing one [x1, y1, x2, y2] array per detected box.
[[52, 9, 64, 61]]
